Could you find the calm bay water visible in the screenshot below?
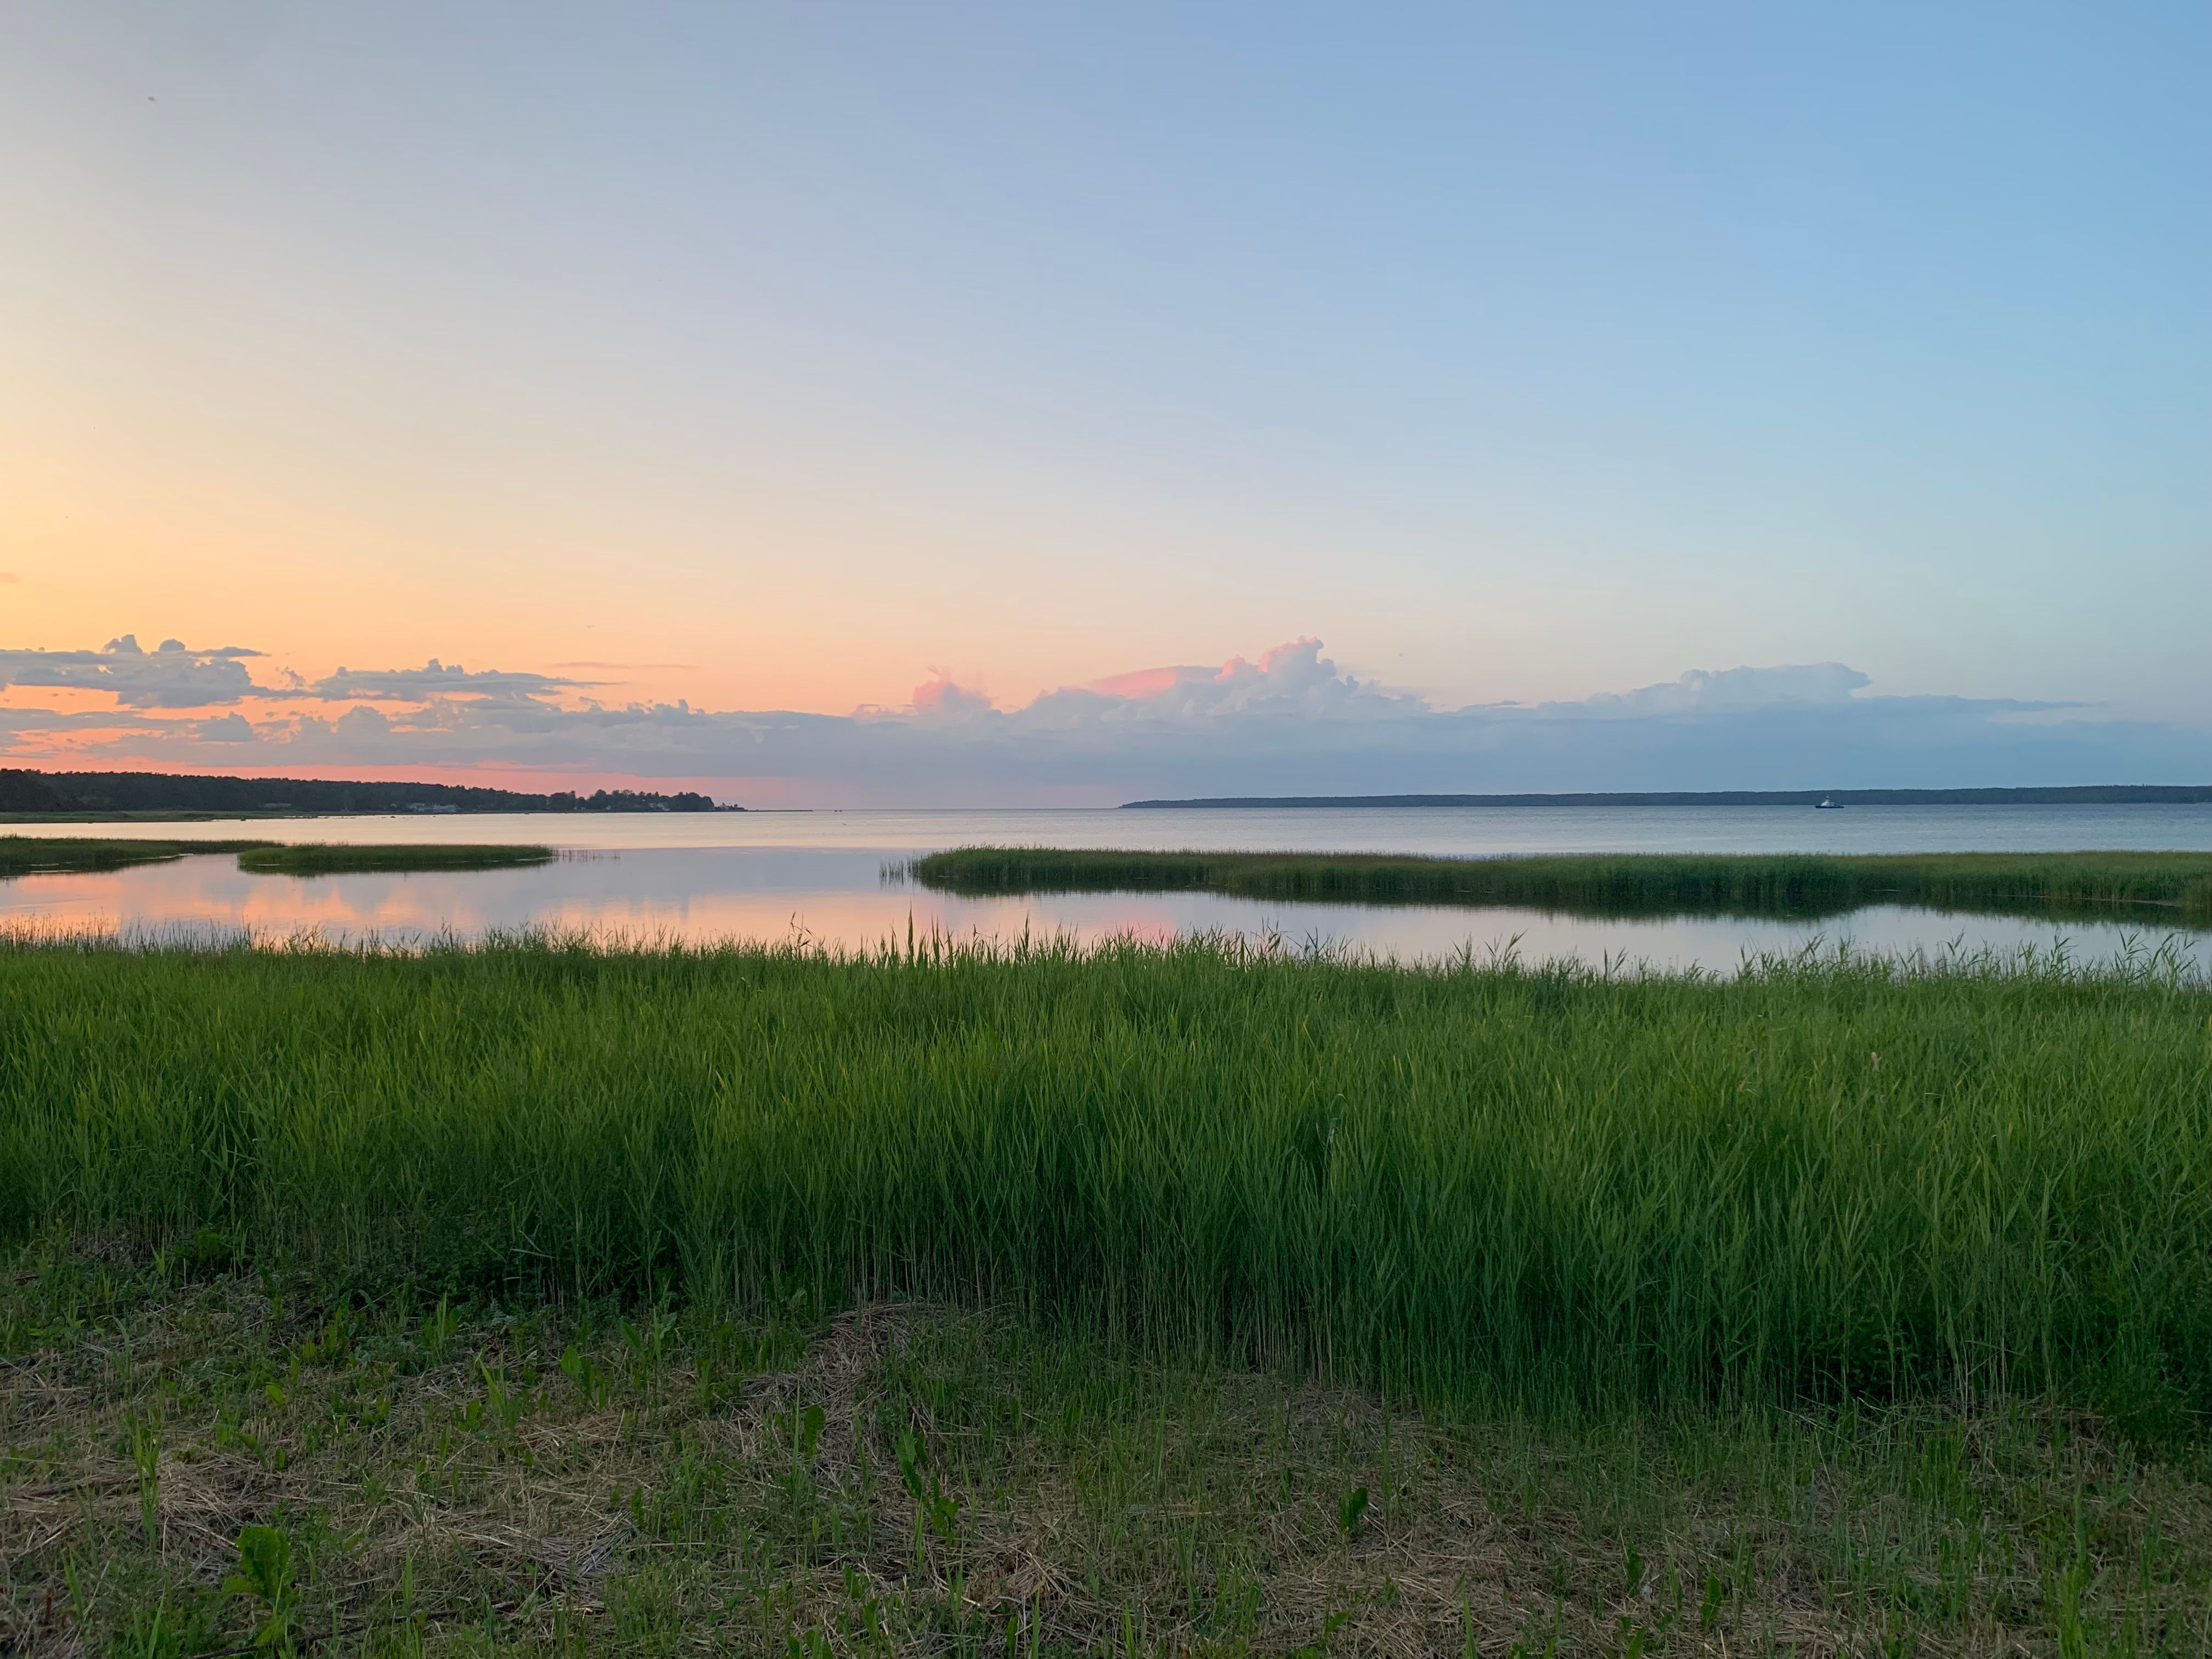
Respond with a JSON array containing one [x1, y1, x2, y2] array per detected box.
[[6, 804, 2211, 972]]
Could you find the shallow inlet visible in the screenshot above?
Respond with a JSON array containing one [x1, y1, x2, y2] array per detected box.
[[4, 837, 2209, 974]]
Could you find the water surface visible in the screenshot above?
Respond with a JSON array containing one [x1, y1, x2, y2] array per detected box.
[[5, 806, 2210, 973], [13, 802, 2212, 856]]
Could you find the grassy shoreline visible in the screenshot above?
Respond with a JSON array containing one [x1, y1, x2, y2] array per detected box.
[[909, 845, 2212, 923], [0, 835, 276, 877], [5, 934, 2210, 1651], [0, 809, 324, 822]]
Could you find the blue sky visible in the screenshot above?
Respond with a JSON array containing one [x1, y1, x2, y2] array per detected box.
[[1, 3, 2205, 800]]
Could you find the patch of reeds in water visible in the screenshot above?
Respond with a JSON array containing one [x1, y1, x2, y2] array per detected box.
[[3, 930, 2207, 1427], [909, 845, 2212, 923], [234, 842, 554, 876], [1, 837, 553, 881]]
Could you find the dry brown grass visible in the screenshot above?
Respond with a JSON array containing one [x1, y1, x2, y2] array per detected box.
[[4, 1247, 2207, 1657]]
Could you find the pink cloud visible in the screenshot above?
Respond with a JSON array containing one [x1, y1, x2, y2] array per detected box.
[[909, 672, 994, 719], [4, 627, 2183, 806]]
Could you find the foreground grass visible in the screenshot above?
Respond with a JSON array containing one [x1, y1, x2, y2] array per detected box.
[[0, 836, 273, 877], [7, 937, 2212, 1652], [4, 935, 2210, 1429], [907, 848, 2212, 923], [5, 1242, 2206, 1657], [235, 843, 555, 876]]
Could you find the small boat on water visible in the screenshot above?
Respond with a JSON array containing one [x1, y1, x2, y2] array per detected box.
[[1815, 797, 1842, 809]]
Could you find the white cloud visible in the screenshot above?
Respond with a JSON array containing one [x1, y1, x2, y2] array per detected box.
[[313, 660, 592, 702], [1570, 662, 1877, 715], [0, 635, 274, 708], [1, 632, 2204, 803], [900, 672, 998, 724], [1017, 639, 1424, 730], [884, 639, 1424, 734]]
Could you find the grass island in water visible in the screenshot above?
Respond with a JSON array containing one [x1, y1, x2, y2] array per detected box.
[[0, 834, 554, 881], [909, 845, 2212, 923], [234, 842, 556, 876], [0, 835, 275, 878]]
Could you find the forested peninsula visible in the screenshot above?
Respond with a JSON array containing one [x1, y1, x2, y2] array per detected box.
[[0, 769, 730, 817]]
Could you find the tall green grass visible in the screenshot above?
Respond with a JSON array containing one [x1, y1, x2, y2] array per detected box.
[[2, 934, 2208, 1423], [911, 845, 2212, 923], [0, 836, 274, 878]]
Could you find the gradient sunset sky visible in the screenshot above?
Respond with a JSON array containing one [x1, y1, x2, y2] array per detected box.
[[2, 4, 2205, 803]]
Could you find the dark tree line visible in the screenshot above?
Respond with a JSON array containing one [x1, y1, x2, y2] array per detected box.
[[0, 770, 730, 815]]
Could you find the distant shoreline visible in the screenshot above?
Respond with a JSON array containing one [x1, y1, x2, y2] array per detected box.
[[1122, 785, 2212, 809], [0, 768, 738, 818]]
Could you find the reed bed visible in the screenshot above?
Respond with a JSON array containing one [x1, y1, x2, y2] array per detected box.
[[911, 845, 2212, 922], [3, 933, 2208, 1426], [0, 836, 551, 881], [234, 842, 554, 875]]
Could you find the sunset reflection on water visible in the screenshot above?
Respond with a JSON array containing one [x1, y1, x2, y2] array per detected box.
[[3, 845, 2207, 976]]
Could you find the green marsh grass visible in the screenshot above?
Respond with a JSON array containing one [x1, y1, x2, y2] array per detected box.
[[233, 842, 555, 876], [4, 931, 2208, 1426], [0, 834, 272, 878], [7, 932, 2212, 1651], [909, 845, 2212, 923], [0, 836, 552, 882]]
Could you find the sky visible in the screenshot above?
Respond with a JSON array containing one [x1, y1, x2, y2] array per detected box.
[[2, 3, 2206, 804]]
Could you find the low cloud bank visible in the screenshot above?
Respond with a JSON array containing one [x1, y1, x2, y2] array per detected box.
[[1, 634, 2203, 803], [0, 635, 272, 708]]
